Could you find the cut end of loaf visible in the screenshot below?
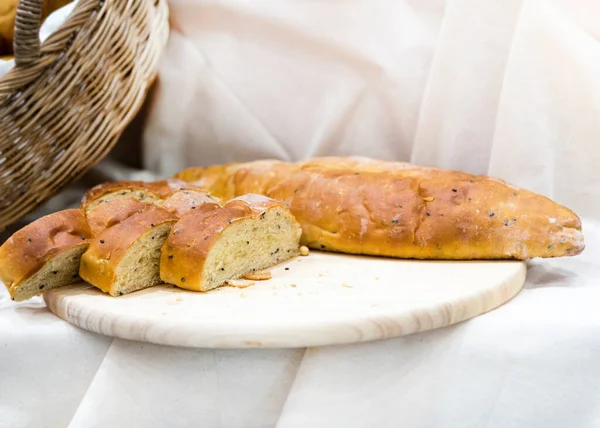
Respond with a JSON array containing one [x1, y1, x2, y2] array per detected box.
[[198, 206, 301, 291], [10, 244, 87, 301]]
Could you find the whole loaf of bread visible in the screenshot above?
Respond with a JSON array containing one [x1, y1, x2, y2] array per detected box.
[[175, 157, 584, 260]]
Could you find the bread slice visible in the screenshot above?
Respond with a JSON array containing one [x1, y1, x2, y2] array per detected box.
[[81, 179, 193, 212], [79, 207, 178, 296], [0, 209, 92, 301], [161, 194, 302, 292]]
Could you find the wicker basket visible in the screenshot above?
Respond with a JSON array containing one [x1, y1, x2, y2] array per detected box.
[[0, 0, 169, 231]]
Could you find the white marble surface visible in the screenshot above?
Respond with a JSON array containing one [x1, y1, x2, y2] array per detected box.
[[44, 252, 525, 348]]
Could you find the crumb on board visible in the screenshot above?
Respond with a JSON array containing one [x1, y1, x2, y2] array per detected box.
[[243, 270, 272, 281], [176, 297, 183, 302], [290, 284, 297, 288], [375, 276, 380, 280], [300, 246, 310, 256], [227, 279, 256, 288], [342, 282, 353, 288]]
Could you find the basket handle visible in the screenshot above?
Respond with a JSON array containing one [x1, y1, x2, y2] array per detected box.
[[13, 0, 44, 67]]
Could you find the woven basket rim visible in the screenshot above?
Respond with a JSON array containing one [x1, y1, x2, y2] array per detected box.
[[0, 0, 100, 96], [0, 0, 170, 231]]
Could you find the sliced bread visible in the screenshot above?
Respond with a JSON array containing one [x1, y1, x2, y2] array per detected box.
[[0, 209, 92, 301], [79, 207, 178, 296], [161, 194, 302, 292]]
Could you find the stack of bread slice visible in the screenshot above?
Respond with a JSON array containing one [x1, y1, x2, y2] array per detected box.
[[0, 180, 302, 301]]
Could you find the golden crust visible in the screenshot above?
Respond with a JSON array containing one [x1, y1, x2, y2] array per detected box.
[[161, 195, 292, 291], [80, 179, 194, 210], [0, 209, 92, 297], [84, 184, 221, 235], [79, 207, 178, 295], [175, 157, 584, 260], [162, 189, 221, 217], [81, 183, 223, 295], [85, 199, 157, 236]]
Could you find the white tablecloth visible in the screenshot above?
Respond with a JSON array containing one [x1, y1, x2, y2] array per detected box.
[[1, 221, 599, 428]]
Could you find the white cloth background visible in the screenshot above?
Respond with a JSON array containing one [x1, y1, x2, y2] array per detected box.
[[2, 0, 600, 427]]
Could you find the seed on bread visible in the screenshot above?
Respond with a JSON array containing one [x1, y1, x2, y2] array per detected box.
[[160, 197, 301, 292], [79, 208, 177, 297], [0, 209, 91, 301]]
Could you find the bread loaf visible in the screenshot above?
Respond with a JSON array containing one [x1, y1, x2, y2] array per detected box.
[[161, 194, 301, 292], [79, 207, 178, 296], [1, 180, 299, 299], [80, 183, 229, 296], [175, 157, 584, 260], [0, 209, 92, 301]]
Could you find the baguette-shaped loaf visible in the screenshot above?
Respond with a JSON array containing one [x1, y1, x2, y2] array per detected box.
[[0, 209, 92, 301], [175, 157, 584, 260], [161, 194, 301, 291], [80, 207, 178, 296]]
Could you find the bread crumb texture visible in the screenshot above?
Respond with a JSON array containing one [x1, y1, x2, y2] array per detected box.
[[226, 279, 256, 288], [243, 270, 272, 281]]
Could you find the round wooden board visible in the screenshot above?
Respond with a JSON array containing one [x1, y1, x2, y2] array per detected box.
[[44, 252, 526, 349]]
